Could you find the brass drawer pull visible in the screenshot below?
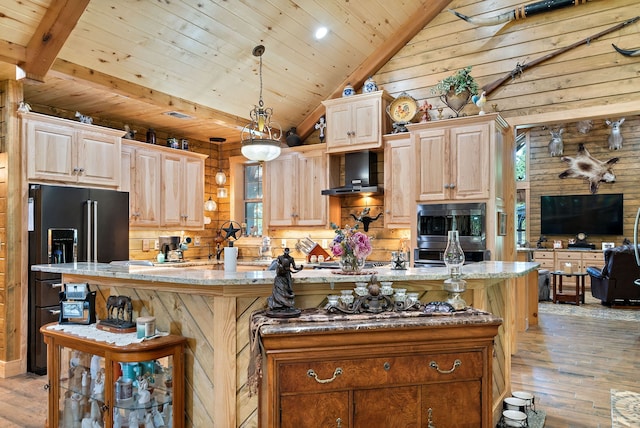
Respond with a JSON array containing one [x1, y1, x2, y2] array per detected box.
[[429, 359, 461, 374], [307, 367, 343, 384]]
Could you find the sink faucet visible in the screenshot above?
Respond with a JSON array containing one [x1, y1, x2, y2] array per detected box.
[[208, 242, 224, 260]]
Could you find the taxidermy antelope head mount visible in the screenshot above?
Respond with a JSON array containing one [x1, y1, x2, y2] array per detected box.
[[548, 128, 564, 156], [606, 118, 625, 150], [558, 144, 619, 194]]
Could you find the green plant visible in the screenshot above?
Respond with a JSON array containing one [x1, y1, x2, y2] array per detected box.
[[431, 66, 480, 96]]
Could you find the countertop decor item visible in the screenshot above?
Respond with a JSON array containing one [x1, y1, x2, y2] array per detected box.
[[362, 76, 378, 93], [342, 83, 355, 97], [431, 66, 479, 117], [240, 45, 282, 162], [266, 248, 303, 318], [386, 91, 418, 133], [329, 222, 373, 273]]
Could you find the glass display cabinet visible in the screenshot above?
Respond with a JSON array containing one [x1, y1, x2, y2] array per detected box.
[[41, 323, 186, 428]]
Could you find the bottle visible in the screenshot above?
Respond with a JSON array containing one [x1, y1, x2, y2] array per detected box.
[[444, 230, 465, 278], [156, 252, 165, 263], [146, 128, 156, 145]]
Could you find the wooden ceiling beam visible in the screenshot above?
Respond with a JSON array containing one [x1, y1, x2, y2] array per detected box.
[[49, 58, 248, 130], [296, 0, 453, 140], [19, 0, 91, 83]]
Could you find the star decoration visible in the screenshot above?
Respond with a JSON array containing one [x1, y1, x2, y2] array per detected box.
[[221, 221, 242, 241]]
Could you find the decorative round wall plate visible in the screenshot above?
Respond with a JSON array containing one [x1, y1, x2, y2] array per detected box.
[[388, 92, 418, 123]]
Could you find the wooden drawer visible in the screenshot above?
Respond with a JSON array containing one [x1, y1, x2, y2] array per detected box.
[[536, 260, 555, 269], [532, 251, 553, 260], [582, 252, 605, 264], [556, 252, 582, 261], [278, 351, 482, 393]]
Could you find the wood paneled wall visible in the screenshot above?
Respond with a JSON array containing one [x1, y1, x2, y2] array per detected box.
[[376, 0, 639, 119], [527, 115, 640, 247]]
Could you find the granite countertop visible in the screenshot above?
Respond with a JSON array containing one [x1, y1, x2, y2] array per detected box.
[[253, 308, 503, 336], [31, 261, 540, 287]]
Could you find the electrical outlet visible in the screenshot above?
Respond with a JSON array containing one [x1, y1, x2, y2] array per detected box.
[[281, 239, 286, 248], [154, 240, 159, 250], [142, 239, 150, 251], [194, 236, 201, 246]]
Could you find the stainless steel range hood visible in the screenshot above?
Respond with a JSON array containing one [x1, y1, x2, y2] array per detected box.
[[321, 151, 383, 195]]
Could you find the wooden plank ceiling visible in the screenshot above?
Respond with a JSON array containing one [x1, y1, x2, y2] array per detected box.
[[0, 0, 451, 144]]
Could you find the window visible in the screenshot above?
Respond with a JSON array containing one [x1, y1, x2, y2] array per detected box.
[[244, 163, 263, 236], [515, 132, 530, 246]]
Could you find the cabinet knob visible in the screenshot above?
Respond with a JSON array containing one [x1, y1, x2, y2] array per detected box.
[[336, 417, 342, 428], [72, 167, 79, 174], [449, 183, 456, 189]]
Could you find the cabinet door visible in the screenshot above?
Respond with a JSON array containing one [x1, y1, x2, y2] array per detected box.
[[280, 392, 349, 428], [423, 380, 482, 428], [26, 119, 76, 182], [266, 153, 298, 226], [161, 154, 184, 227], [384, 135, 413, 227], [352, 97, 379, 146], [181, 156, 204, 228], [297, 150, 327, 226], [353, 386, 421, 427], [325, 103, 352, 150], [76, 129, 121, 187], [133, 148, 162, 227], [450, 124, 490, 200], [416, 128, 448, 201]]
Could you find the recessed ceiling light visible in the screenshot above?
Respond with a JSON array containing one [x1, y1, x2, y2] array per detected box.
[[315, 27, 328, 40]]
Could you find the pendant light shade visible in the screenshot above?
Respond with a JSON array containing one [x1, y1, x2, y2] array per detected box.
[[215, 170, 227, 186], [204, 196, 217, 212], [241, 45, 282, 162]]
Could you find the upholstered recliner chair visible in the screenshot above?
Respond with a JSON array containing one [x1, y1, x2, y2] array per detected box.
[[586, 245, 640, 305]]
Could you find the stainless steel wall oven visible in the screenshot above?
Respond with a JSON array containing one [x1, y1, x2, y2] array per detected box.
[[414, 202, 490, 266]]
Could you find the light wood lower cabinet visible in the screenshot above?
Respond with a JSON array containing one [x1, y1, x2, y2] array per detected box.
[[260, 317, 501, 427], [533, 249, 605, 286]]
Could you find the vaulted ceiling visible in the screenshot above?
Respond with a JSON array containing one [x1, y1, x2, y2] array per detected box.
[[0, 0, 451, 144]]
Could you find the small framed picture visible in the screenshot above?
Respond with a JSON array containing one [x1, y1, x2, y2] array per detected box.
[[601, 242, 615, 250]]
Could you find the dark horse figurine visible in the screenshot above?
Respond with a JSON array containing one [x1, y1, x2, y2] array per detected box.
[[106, 295, 133, 324]]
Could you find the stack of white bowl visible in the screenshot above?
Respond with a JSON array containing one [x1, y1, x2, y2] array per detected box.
[[501, 390, 535, 427]]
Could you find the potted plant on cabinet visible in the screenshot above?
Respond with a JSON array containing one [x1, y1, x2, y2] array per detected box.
[[432, 66, 480, 117]]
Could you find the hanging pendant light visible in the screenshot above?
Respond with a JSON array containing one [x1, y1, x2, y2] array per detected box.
[[241, 45, 282, 162], [204, 138, 219, 212]]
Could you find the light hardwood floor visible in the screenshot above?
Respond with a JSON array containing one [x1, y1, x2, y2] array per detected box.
[[1, 307, 638, 427]]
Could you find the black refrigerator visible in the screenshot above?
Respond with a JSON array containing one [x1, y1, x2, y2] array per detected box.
[[28, 184, 130, 374]]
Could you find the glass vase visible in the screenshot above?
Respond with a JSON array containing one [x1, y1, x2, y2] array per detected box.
[[340, 254, 365, 273], [444, 230, 465, 278]]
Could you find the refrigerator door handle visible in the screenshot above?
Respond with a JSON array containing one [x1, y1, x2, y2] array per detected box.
[[93, 201, 98, 263], [86, 200, 92, 262]]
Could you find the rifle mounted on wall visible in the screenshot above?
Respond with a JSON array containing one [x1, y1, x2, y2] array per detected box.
[[482, 16, 640, 97]]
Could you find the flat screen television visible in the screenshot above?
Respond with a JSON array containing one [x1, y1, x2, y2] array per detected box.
[[540, 194, 624, 236]]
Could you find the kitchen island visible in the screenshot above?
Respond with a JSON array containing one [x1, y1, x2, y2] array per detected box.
[[32, 261, 538, 427]]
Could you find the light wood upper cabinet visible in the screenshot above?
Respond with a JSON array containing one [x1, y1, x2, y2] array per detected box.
[[265, 145, 328, 227], [322, 91, 392, 153], [410, 115, 507, 203], [23, 112, 121, 188], [122, 141, 205, 229], [161, 152, 205, 229], [383, 133, 413, 228], [121, 144, 162, 227]]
